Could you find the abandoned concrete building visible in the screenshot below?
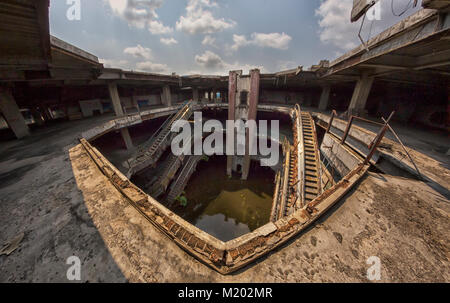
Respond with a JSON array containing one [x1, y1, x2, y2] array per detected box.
[[0, 0, 449, 282]]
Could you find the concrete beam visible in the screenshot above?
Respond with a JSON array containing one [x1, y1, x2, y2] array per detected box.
[[348, 72, 374, 116], [318, 86, 331, 111], [0, 88, 30, 139]]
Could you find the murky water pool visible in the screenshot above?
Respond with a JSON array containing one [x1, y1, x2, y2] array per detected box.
[[170, 156, 275, 242]]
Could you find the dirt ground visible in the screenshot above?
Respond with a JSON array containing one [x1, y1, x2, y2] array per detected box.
[[0, 115, 448, 282]]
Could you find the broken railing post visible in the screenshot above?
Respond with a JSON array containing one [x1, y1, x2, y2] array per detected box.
[[326, 110, 337, 133], [341, 115, 354, 144], [364, 111, 395, 165]]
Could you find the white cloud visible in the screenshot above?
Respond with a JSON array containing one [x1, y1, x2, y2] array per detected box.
[[136, 61, 170, 73], [160, 37, 178, 45], [194, 50, 265, 75], [148, 20, 173, 34], [315, 0, 359, 51], [195, 50, 224, 69], [176, 0, 235, 34], [230, 32, 292, 51], [124, 44, 153, 60], [104, 0, 173, 35], [202, 35, 217, 48], [315, 0, 421, 52], [99, 58, 132, 70]]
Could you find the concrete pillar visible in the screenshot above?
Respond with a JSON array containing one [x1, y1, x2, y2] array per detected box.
[[318, 85, 331, 111], [208, 91, 212, 102], [108, 83, 124, 116], [241, 69, 260, 180], [226, 69, 260, 180], [348, 72, 374, 116], [0, 88, 30, 139], [107, 83, 133, 150], [161, 85, 172, 107], [120, 128, 133, 150], [192, 87, 199, 102], [212, 89, 217, 102]]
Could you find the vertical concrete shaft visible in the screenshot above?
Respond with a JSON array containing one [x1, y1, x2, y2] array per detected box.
[[227, 71, 238, 176], [161, 85, 172, 107], [318, 86, 331, 111], [107, 83, 133, 150], [348, 73, 374, 116], [212, 89, 217, 102], [0, 88, 30, 139], [242, 69, 260, 180]]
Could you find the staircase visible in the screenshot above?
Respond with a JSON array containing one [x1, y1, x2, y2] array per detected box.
[[270, 107, 323, 219], [127, 102, 193, 176], [149, 153, 184, 198], [284, 144, 299, 216], [299, 111, 322, 204], [167, 155, 202, 204]]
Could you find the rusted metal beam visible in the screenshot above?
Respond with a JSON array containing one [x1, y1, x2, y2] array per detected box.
[[364, 111, 395, 165], [341, 115, 354, 144], [326, 110, 337, 133]]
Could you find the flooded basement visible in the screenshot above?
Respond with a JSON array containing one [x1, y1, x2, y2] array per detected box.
[[169, 156, 275, 242]]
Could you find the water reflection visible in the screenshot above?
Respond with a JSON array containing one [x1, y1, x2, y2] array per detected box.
[[170, 156, 275, 241]]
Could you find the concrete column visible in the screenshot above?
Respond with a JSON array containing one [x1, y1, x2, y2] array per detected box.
[[161, 85, 172, 107], [0, 88, 30, 139], [107, 83, 133, 150], [108, 83, 124, 116], [192, 87, 199, 102], [348, 72, 374, 116], [212, 89, 217, 102], [120, 128, 133, 150], [241, 69, 260, 180], [318, 85, 331, 111]]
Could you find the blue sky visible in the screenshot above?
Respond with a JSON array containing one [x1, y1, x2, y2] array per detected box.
[[49, 0, 421, 75]]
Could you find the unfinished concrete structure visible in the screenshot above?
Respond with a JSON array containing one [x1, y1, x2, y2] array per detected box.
[[0, 0, 449, 282], [226, 69, 261, 180]]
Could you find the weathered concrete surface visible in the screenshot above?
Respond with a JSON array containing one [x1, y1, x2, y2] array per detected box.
[[0, 115, 448, 282], [313, 111, 450, 193]]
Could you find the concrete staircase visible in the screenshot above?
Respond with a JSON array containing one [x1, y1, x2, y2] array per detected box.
[[127, 102, 193, 176], [271, 107, 323, 220], [167, 155, 202, 204], [299, 111, 322, 204], [149, 153, 185, 198]]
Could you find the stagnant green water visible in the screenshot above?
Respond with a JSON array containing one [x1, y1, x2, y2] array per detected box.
[[170, 156, 275, 242]]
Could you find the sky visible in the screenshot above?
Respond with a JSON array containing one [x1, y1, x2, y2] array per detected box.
[[49, 0, 422, 75]]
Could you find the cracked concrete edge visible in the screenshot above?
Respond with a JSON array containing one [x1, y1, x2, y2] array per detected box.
[[78, 137, 369, 275]]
